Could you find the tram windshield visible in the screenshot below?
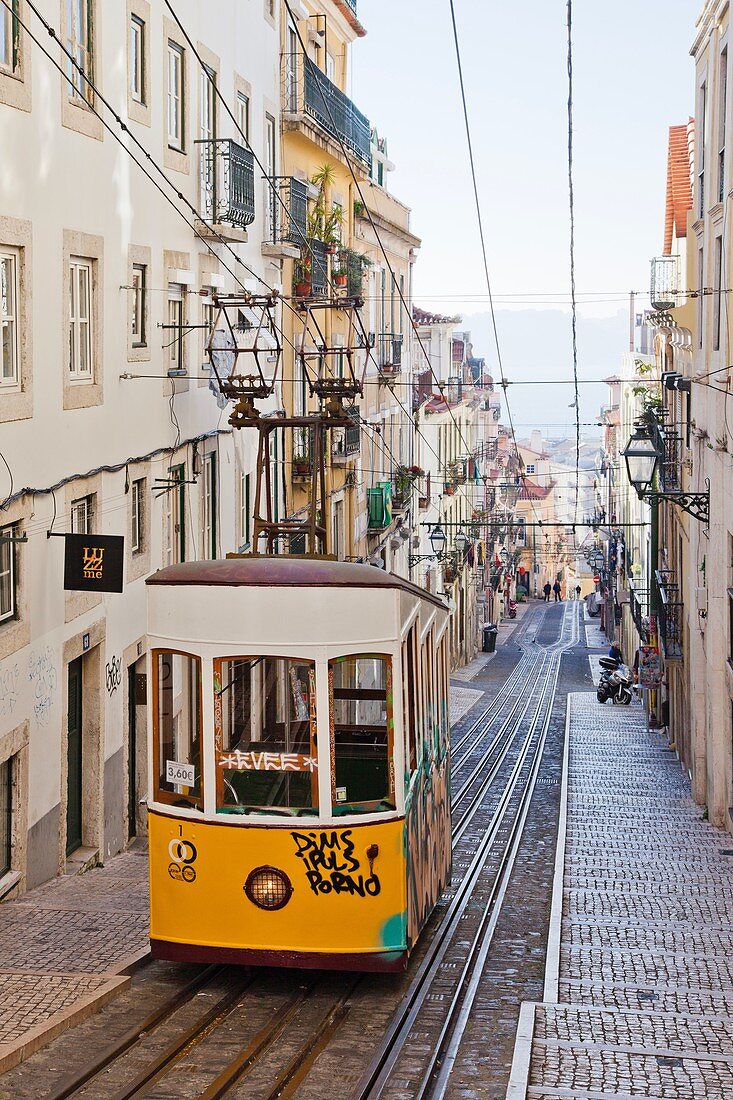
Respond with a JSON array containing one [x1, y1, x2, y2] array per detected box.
[[214, 656, 317, 816], [154, 651, 202, 809], [329, 655, 395, 816]]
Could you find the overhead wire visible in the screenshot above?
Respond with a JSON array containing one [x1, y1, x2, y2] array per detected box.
[[566, 0, 581, 527]]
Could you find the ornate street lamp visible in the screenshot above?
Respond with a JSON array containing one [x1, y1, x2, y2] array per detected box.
[[500, 547, 509, 566], [429, 523, 447, 558], [622, 422, 709, 524], [454, 529, 469, 555]]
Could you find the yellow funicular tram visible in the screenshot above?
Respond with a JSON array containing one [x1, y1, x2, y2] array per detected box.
[[146, 556, 451, 971]]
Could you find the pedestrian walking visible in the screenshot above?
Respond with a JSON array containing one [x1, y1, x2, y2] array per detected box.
[[552, 581, 562, 602], [543, 582, 551, 602], [575, 584, 581, 600]]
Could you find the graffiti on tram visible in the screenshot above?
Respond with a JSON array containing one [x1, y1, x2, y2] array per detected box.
[[291, 829, 381, 898]]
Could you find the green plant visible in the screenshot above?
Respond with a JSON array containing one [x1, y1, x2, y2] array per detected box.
[[353, 199, 365, 217]]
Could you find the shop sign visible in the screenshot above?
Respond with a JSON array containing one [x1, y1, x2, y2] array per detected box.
[[63, 534, 124, 593]]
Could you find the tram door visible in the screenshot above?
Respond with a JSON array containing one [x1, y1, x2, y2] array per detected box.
[[66, 657, 83, 855], [127, 659, 148, 839]]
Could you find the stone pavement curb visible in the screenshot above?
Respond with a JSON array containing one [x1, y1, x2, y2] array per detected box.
[[542, 692, 571, 1004]]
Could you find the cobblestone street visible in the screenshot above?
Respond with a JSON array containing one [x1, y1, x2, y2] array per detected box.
[[0, 845, 149, 1073], [508, 690, 733, 1099]]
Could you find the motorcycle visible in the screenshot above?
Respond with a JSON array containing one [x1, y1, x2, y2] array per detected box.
[[596, 656, 633, 705]]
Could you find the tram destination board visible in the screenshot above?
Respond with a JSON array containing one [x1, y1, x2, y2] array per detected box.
[[63, 534, 124, 593]]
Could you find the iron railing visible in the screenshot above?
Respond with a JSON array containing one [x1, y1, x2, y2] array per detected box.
[[308, 238, 329, 297], [263, 175, 308, 246], [342, 0, 357, 11], [650, 255, 680, 311], [656, 569, 683, 660], [197, 139, 255, 228], [377, 334, 403, 372], [629, 582, 650, 642], [285, 56, 370, 165], [331, 405, 360, 460], [648, 411, 682, 492]]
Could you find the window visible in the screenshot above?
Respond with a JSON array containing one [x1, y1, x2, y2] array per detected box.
[[0, 525, 17, 624], [200, 66, 215, 141], [0, 0, 18, 75], [70, 494, 93, 534], [131, 263, 146, 346], [699, 81, 707, 218], [402, 625, 419, 773], [167, 41, 184, 150], [164, 464, 185, 565], [329, 655, 394, 815], [131, 478, 144, 554], [0, 251, 18, 389], [69, 258, 93, 381], [236, 91, 249, 142], [66, 0, 93, 104], [714, 235, 723, 351], [285, 25, 298, 112], [167, 283, 184, 373], [326, 52, 334, 81], [720, 48, 727, 203], [239, 470, 251, 548], [698, 247, 705, 348], [202, 453, 217, 559], [201, 288, 216, 365], [214, 656, 317, 815], [0, 755, 11, 877], [129, 15, 145, 103], [154, 650, 202, 809], [526, 463, 535, 475]]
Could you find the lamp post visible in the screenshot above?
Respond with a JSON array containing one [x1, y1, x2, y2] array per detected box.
[[409, 522, 447, 568]]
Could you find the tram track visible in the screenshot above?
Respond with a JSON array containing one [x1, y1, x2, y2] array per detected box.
[[37, 602, 575, 1100]]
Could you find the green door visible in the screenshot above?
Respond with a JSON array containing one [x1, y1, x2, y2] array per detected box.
[[66, 657, 83, 855]]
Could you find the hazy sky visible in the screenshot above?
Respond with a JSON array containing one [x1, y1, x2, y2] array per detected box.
[[351, 1, 698, 321]]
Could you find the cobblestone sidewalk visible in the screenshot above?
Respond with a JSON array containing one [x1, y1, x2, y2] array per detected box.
[[0, 843, 149, 1073], [507, 692, 733, 1099]]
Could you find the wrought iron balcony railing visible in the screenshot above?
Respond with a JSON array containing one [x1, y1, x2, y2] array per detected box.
[[331, 405, 360, 460], [197, 139, 255, 228], [650, 255, 681, 311], [308, 238, 328, 297], [629, 582, 650, 643], [377, 333, 403, 374], [263, 175, 308, 247], [284, 54, 370, 166], [656, 569, 683, 661], [648, 412, 682, 492]]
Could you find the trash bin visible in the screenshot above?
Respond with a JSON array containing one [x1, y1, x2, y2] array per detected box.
[[482, 624, 498, 654]]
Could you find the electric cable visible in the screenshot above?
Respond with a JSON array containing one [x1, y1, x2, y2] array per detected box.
[[566, 0, 582, 525]]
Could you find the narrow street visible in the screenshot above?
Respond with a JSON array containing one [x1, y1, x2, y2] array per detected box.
[[1, 601, 731, 1098]]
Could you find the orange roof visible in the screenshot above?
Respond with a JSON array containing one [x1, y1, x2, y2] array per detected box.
[[663, 121, 693, 254], [518, 478, 553, 501]]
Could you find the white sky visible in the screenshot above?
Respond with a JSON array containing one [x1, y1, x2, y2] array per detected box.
[[351, 0, 698, 320]]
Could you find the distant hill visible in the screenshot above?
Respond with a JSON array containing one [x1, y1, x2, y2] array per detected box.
[[458, 308, 629, 437]]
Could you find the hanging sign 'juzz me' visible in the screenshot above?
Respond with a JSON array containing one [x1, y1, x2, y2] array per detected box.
[[63, 534, 124, 593]]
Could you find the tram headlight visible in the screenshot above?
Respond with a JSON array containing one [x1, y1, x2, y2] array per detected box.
[[244, 865, 293, 911]]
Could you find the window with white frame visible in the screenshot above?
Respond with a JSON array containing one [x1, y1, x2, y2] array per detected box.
[[167, 283, 184, 372], [525, 463, 535, 475], [131, 263, 147, 346], [164, 465, 185, 565], [129, 14, 145, 104], [167, 41, 184, 150], [69, 259, 93, 381], [71, 494, 94, 535], [0, 0, 19, 74], [236, 91, 249, 142], [239, 469, 251, 549], [201, 287, 216, 366], [0, 525, 17, 624], [66, 0, 93, 104], [131, 478, 145, 554], [0, 250, 18, 389], [202, 453, 217, 559]]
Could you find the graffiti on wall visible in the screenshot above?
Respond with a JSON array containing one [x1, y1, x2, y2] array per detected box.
[[0, 661, 20, 719], [291, 829, 381, 897], [28, 647, 57, 727], [405, 730, 452, 945], [105, 655, 122, 696]]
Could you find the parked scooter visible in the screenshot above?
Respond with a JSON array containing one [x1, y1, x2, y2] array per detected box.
[[596, 656, 634, 705]]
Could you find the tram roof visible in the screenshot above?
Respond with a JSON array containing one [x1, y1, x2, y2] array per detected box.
[[146, 557, 448, 609]]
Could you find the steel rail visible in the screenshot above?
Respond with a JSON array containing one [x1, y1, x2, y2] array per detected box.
[[349, 603, 578, 1099]]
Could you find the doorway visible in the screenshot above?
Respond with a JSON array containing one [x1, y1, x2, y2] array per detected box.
[[127, 658, 148, 839], [66, 657, 83, 855]]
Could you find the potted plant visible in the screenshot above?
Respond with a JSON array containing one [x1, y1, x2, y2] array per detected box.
[[292, 453, 310, 476], [294, 255, 312, 297], [333, 251, 348, 288]]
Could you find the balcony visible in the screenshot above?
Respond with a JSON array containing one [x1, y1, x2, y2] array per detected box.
[[196, 139, 255, 241], [262, 176, 308, 260], [650, 255, 681, 312], [629, 581, 650, 642], [284, 55, 371, 167], [292, 425, 314, 481], [377, 334, 403, 380], [331, 405, 360, 461], [656, 569, 683, 661], [648, 411, 682, 492]]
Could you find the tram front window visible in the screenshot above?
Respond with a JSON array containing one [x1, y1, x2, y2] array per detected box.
[[155, 651, 202, 809], [329, 655, 395, 816], [214, 656, 317, 816]]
